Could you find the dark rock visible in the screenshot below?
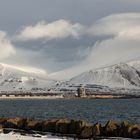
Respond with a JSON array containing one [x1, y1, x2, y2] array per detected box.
[[131, 125, 140, 139], [0, 118, 7, 125], [1, 117, 140, 139], [69, 120, 93, 138], [69, 120, 92, 134], [104, 120, 121, 137], [68, 120, 77, 134], [93, 122, 102, 136], [5, 118, 26, 129], [0, 124, 3, 133], [42, 119, 58, 133], [121, 121, 140, 138], [121, 121, 132, 137], [79, 125, 93, 138], [24, 119, 43, 131], [0, 124, 3, 129], [55, 118, 70, 134]]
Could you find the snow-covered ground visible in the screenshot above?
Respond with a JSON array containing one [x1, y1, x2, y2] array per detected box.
[[0, 63, 57, 92], [0, 132, 72, 140], [0, 132, 135, 140]]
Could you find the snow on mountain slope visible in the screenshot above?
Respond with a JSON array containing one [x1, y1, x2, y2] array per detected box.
[[128, 60, 140, 71], [69, 61, 140, 88], [1, 60, 140, 92], [0, 63, 56, 91]]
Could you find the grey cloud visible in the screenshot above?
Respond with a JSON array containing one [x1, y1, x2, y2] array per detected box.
[[11, 34, 97, 72], [0, 0, 140, 33], [1, 0, 140, 76]]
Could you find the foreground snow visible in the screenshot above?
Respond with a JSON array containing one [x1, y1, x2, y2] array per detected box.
[[0, 132, 71, 140], [0, 135, 135, 140], [0, 132, 135, 140]]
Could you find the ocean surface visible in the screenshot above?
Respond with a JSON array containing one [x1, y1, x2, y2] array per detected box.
[[0, 98, 139, 124]]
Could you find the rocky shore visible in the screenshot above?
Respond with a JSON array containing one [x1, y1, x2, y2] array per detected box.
[[0, 118, 139, 139]]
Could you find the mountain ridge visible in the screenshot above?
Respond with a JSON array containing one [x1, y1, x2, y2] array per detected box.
[[68, 60, 140, 88], [1, 60, 140, 92]]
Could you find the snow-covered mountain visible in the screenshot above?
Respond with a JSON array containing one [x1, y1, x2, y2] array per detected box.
[[0, 63, 57, 92], [68, 60, 140, 88]]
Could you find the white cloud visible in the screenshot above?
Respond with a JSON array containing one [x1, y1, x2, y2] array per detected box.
[[0, 31, 16, 60], [89, 13, 140, 37], [16, 20, 84, 41], [87, 37, 140, 67], [87, 13, 140, 67], [49, 13, 140, 80]]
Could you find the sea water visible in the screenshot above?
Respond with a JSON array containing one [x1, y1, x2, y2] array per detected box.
[[0, 98, 139, 124]]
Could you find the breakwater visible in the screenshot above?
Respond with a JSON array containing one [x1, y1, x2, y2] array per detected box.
[[0, 117, 140, 139]]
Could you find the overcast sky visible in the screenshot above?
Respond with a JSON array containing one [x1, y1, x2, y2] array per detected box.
[[1, 0, 140, 79]]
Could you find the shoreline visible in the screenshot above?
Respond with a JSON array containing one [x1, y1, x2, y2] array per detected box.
[[0, 95, 139, 99], [0, 95, 64, 100]]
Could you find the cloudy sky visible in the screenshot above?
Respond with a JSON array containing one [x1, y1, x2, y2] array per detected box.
[[1, 0, 140, 79]]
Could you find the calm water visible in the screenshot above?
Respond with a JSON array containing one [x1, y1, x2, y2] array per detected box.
[[0, 98, 140, 124]]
